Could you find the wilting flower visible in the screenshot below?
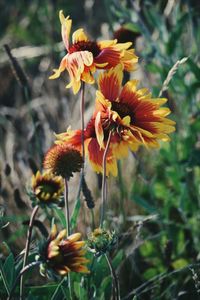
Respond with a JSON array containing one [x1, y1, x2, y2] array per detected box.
[[38, 224, 90, 276], [43, 144, 83, 179], [55, 65, 175, 176], [30, 171, 64, 206], [49, 10, 138, 94], [87, 228, 117, 257]]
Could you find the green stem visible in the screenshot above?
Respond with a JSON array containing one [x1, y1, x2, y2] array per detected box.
[[64, 178, 70, 236], [100, 131, 112, 228], [8, 261, 41, 300], [105, 254, 120, 300], [20, 205, 39, 300], [63, 178, 72, 300]]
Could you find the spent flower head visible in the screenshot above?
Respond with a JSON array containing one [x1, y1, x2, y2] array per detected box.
[[43, 143, 83, 179], [38, 224, 90, 277]]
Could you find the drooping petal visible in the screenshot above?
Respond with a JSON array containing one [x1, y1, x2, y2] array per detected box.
[[49, 55, 67, 79], [65, 51, 94, 94], [59, 11, 72, 51]]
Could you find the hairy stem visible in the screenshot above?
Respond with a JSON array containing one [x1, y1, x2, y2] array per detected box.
[[20, 205, 39, 300], [105, 254, 120, 300], [100, 131, 112, 228]]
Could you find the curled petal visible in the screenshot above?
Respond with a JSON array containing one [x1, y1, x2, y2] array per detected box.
[[59, 11, 72, 51], [49, 56, 67, 79]]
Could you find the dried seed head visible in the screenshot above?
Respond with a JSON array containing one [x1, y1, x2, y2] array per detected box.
[[43, 144, 83, 179]]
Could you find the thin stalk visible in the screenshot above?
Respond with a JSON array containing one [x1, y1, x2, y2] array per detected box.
[[63, 178, 72, 300], [20, 205, 39, 300], [80, 82, 85, 167], [105, 254, 120, 300], [8, 261, 41, 300], [80, 82, 95, 229], [71, 82, 85, 230], [64, 178, 70, 236], [100, 131, 112, 228]]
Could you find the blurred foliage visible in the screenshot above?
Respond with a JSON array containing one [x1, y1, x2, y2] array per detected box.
[[0, 0, 200, 299]]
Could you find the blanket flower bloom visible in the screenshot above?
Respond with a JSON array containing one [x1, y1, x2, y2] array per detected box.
[[55, 66, 175, 176], [39, 225, 90, 276], [49, 10, 138, 94], [31, 171, 64, 205]]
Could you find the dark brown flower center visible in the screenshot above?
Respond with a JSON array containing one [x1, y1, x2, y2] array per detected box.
[[111, 101, 133, 122], [37, 180, 60, 195], [68, 41, 101, 57]]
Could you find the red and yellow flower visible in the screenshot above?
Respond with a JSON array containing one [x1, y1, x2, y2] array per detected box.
[[49, 11, 138, 94], [55, 66, 175, 176], [39, 225, 89, 276]]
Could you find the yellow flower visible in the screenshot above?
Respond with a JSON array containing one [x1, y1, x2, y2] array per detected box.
[[31, 171, 64, 204], [49, 10, 138, 94], [40, 225, 90, 276], [43, 144, 83, 179]]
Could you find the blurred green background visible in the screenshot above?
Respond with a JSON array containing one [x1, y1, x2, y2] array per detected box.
[[0, 0, 200, 299]]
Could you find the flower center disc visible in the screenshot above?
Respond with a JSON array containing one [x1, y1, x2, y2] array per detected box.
[[111, 101, 132, 120], [69, 41, 101, 57]]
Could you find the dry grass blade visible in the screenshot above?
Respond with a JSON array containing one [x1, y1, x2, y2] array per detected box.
[[159, 57, 188, 97]]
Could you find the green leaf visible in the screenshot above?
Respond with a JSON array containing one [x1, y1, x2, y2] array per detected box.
[[0, 259, 10, 295], [70, 197, 81, 230], [187, 58, 200, 80], [50, 278, 65, 300], [53, 208, 66, 228], [73, 281, 87, 299], [124, 22, 141, 33], [3, 253, 16, 291], [166, 14, 188, 55], [131, 196, 156, 213], [29, 284, 59, 299], [172, 258, 188, 269], [113, 250, 124, 269]]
